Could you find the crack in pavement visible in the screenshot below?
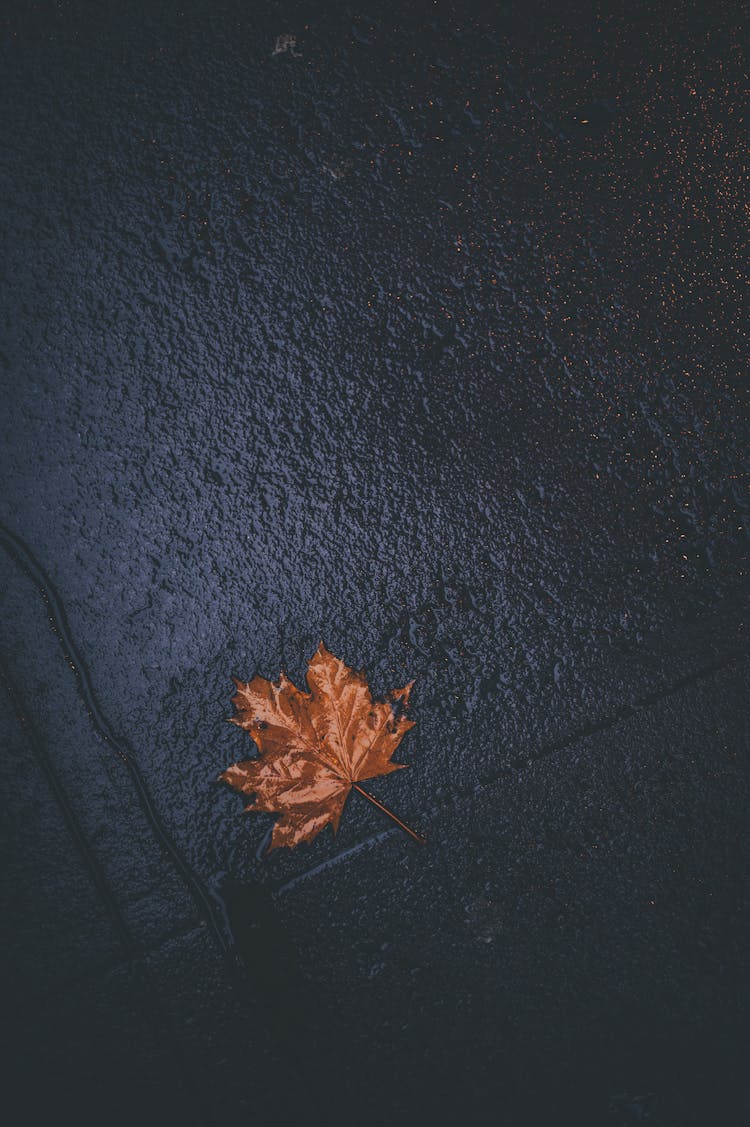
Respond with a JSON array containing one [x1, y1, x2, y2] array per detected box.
[[0, 656, 212, 1127], [0, 519, 334, 1127], [0, 520, 233, 962], [0, 658, 139, 957]]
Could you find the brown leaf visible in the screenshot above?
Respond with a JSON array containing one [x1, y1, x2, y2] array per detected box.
[[219, 643, 419, 851]]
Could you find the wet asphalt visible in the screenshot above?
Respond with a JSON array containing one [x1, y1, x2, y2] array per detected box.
[[1, 2, 748, 1124]]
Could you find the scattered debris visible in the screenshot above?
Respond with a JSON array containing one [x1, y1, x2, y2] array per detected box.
[[322, 158, 353, 181], [272, 34, 301, 58]]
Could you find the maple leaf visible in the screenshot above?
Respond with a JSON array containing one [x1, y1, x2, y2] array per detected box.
[[219, 642, 424, 851]]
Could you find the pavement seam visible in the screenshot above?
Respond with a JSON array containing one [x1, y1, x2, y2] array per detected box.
[[0, 519, 233, 960], [0, 658, 140, 957], [0, 658, 213, 1127], [275, 643, 748, 895]]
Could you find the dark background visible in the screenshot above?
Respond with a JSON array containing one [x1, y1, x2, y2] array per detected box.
[[1, 1, 748, 1124]]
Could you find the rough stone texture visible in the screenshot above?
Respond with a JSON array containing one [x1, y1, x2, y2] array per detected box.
[[0, 1, 747, 1124]]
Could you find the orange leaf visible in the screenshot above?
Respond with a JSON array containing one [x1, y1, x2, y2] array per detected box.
[[219, 643, 422, 851]]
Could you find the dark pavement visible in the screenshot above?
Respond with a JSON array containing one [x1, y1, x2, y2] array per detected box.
[[1, 2, 748, 1124]]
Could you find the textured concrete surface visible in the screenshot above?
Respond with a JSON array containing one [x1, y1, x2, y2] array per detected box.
[[1, 1, 748, 1124]]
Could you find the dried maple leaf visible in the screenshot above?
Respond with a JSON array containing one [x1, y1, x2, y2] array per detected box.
[[219, 642, 424, 851]]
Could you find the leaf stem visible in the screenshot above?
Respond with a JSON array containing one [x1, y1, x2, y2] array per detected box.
[[352, 783, 426, 845]]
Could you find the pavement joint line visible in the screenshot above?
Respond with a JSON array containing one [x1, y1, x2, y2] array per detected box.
[[0, 657, 215, 1127], [0, 656, 141, 959], [2, 646, 204, 953], [0, 519, 233, 961], [273, 827, 396, 897], [275, 643, 748, 896]]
